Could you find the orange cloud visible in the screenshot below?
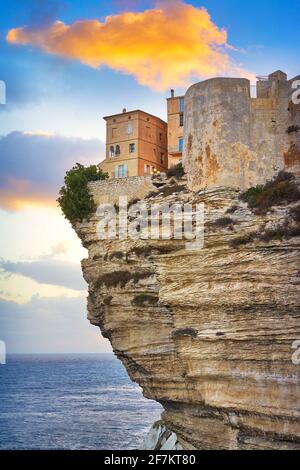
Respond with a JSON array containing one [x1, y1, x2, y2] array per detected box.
[[7, 1, 253, 90], [0, 177, 56, 210], [0, 131, 102, 211]]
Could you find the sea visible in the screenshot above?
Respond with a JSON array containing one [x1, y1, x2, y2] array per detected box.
[[0, 354, 162, 450]]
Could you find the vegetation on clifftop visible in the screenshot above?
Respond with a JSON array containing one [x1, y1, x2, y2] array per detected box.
[[57, 163, 108, 224], [239, 171, 300, 214], [166, 162, 185, 179]]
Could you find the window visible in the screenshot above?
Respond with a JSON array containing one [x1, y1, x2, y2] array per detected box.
[[180, 97, 184, 113], [179, 113, 184, 127], [109, 146, 115, 157], [126, 123, 133, 135], [112, 127, 118, 138], [115, 145, 120, 156], [144, 164, 150, 174], [146, 126, 151, 138], [129, 143, 135, 153], [159, 133, 162, 141], [178, 138, 183, 153], [118, 164, 127, 178], [160, 153, 164, 164]]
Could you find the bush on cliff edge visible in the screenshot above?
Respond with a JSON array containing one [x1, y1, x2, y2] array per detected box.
[[57, 163, 108, 224], [239, 171, 300, 213], [166, 162, 185, 179]]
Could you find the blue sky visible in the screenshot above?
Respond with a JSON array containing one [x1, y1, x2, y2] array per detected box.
[[0, 0, 299, 353]]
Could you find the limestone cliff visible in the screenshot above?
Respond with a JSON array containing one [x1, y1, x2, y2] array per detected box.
[[73, 176, 300, 450]]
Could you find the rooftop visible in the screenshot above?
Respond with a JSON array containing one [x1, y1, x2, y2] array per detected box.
[[103, 108, 167, 125]]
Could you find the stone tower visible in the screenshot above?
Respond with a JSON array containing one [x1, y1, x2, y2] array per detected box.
[[183, 71, 300, 191]]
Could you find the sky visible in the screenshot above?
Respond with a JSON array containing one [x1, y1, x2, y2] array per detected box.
[[0, 0, 299, 353]]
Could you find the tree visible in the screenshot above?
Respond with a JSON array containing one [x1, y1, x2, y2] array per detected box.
[[57, 163, 108, 224]]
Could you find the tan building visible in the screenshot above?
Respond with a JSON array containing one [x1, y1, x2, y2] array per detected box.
[[167, 89, 184, 168], [99, 109, 168, 178]]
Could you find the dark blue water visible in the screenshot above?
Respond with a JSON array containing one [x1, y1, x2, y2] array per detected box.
[[0, 354, 162, 450]]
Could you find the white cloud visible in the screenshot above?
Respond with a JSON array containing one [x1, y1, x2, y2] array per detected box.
[[0, 295, 112, 353], [0, 259, 87, 291]]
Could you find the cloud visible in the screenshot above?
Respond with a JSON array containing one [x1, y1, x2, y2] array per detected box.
[[0, 131, 104, 210], [49, 241, 69, 256], [0, 294, 112, 353], [7, 1, 254, 91], [0, 259, 86, 291]]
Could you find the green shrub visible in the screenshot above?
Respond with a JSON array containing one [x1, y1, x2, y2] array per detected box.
[[57, 163, 108, 223], [290, 205, 300, 222], [239, 171, 300, 214], [287, 225, 300, 237], [95, 270, 155, 288], [226, 205, 239, 214], [230, 222, 300, 248], [109, 251, 125, 260], [145, 190, 160, 199], [230, 232, 257, 248], [160, 184, 186, 197], [166, 162, 185, 179], [172, 327, 198, 338], [132, 294, 159, 306], [103, 295, 113, 305], [130, 243, 184, 257], [213, 216, 234, 227], [260, 227, 285, 242]]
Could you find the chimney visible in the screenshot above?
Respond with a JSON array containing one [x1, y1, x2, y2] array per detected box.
[[171, 89, 174, 98], [122, 108, 127, 113]]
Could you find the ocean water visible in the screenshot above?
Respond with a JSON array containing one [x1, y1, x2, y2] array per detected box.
[[0, 354, 162, 450]]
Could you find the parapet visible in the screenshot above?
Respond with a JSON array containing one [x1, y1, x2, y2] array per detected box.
[[88, 176, 156, 206]]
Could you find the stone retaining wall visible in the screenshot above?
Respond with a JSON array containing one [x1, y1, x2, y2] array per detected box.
[[88, 176, 156, 206]]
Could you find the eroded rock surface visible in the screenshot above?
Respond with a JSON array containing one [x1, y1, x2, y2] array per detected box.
[[143, 421, 183, 450], [74, 177, 300, 450]]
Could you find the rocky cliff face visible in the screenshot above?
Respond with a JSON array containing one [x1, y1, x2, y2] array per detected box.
[[74, 176, 300, 450]]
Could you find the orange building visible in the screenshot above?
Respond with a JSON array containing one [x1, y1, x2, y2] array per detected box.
[[99, 109, 168, 178], [166, 89, 184, 168]]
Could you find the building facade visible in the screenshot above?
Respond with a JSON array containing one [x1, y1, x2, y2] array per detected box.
[[167, 89, 184, 168], [99, 109, 168, 178]]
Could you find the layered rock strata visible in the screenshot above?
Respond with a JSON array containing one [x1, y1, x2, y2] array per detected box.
[[74, 176, 300, 450]]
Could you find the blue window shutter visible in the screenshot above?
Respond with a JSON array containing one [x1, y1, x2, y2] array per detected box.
[[180, 97, 184, 113], [124, 164, 128, 177]]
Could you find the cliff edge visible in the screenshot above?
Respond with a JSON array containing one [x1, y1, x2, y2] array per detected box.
[[73, 175, 300, 450]]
